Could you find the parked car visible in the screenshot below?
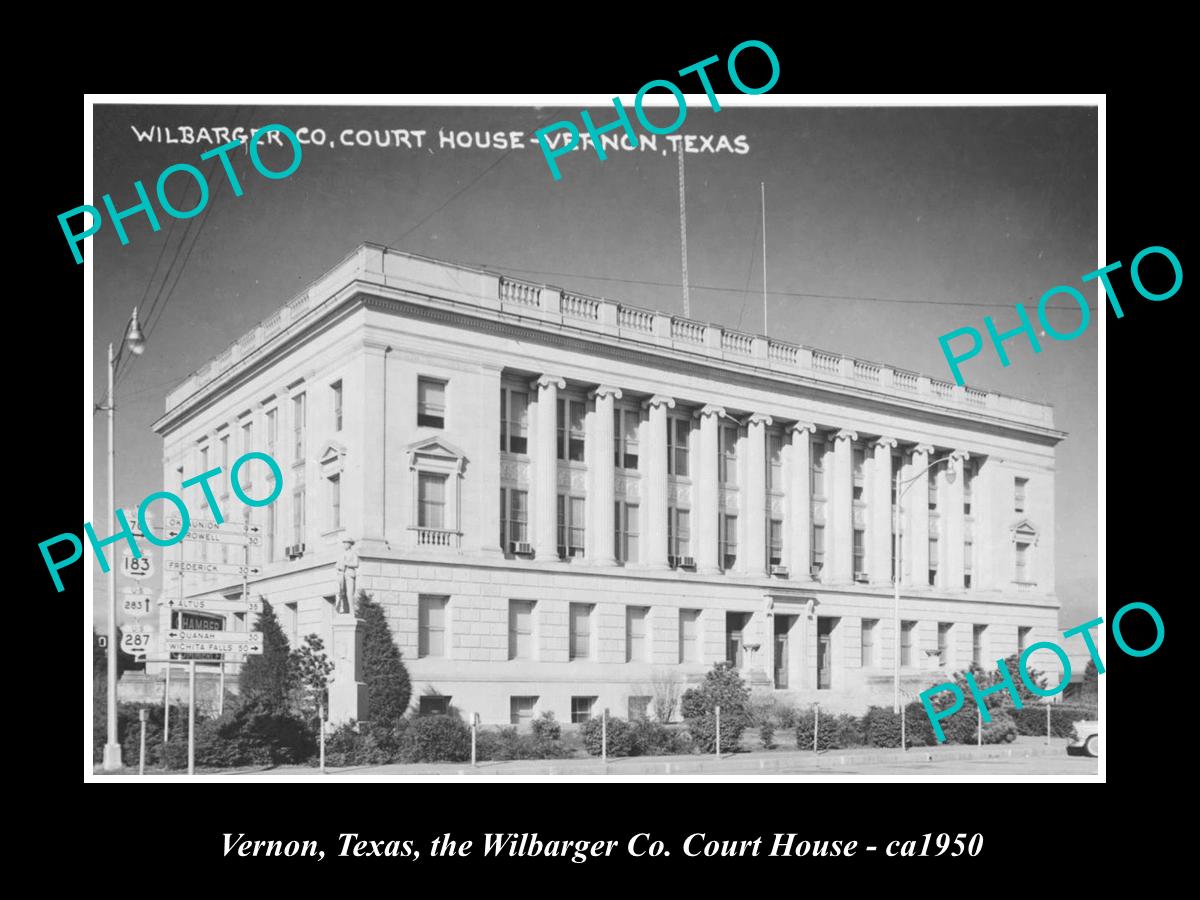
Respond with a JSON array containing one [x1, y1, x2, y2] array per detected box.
[[1067, 720, 1098, 757]]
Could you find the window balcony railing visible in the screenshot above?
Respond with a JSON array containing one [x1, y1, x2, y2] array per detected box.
[[412, 528, 461, 548], [1012, 580, 1037, 593]]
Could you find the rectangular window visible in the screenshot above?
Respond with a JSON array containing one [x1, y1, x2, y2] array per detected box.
[[328, 473, 341, 531], [767, 432, 784, 490], [928, 537, 939, 586], [240, 421, 254, 489], [928, 475, 938, 511], [615, 409, 640, 469], [500, 387, 529, 455], [811, 525, 825, 577], [628, 696, 651, 721], [557, 398, 586, 462], [1018, 626, 1032, 655], [417, 378, 446, 429], [768, 518, 783, 567], [292, 484, 305, 544], [293, 393, 306, 462], [508, 600, 535, 660], [417, 473, 447, 530], [569, 603, 592, 660], [615, 502, 639, 564], [500, 488, 529, 551], [419, 696, 450, 716], [510, 695, 537, 726], [571, 696, 595, 724], [811, 440, 826, 497], [626, 606, 648, 663], [1014, 476, 1028, 513], [851, 445, 865, 501], [266, 503, 277, 561], [726, 612, 751, 667], [219, 434, 230, 478], [901, 620, 916, 667], [418, 596, 447, 658], [938, 622, 953, 666], [720, 423, 738, 485], [964, 540, 973, 589], [265, 408, 277, 456], [861, 618, 877, 667], [679, 609, 700, 663], [557, 495, 586, 558], [720, 514, 738, 571], [853, 529, 865, 576], [973, 624, 987, 666], [284, 602, 299, 645], [890, 453, 903, 506], [668, 507, 691, 561], [668, 416, 690, 476], [331, 380, 343, 432], [1015, 541, 1030, 582], [963, 460, 974, 515]]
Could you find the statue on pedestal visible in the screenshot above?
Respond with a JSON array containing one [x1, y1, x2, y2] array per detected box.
[[335, 536, 359, 615]]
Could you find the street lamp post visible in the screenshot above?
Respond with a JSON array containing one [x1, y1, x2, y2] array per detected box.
[[101, 308, 146, 771], [893, 453, 955, 714]]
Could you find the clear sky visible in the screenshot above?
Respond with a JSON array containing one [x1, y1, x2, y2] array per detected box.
[[90, 101, 1097, 631]]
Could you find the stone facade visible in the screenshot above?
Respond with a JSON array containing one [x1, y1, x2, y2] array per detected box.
[[150, 244, 1066, 723]]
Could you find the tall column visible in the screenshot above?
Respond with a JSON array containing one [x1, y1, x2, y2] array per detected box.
[[694, 404, 726, 574], [909, 444, 933, 588], [745, 413, 773, 576], [945, 449, 970, 590], [871, 437, 897, 585], [531, 374, 565, 560], [642, 395, 675, 569], [788, 422, 816, 580], [830, 429, 857, 583], [588, 385, 622, 566], [975, 455, 994, 590]]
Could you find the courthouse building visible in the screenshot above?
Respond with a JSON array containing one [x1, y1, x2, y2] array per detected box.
[[151, 244, 1066, 723]]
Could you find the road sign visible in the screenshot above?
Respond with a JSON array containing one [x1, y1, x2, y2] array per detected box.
[[122, 552, 154, 580], [167, 517, 260, 534], [122, 595, 152, 617], [165, 633, 263, 655], [167, 629, 262, 643], [120, 626, 153, 656], [98, 635, 108, 649], [167, 596, 262, 614], [176, 530, 262, 547], [166, 560, 260, 576]]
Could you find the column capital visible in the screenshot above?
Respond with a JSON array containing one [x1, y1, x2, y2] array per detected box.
[[873, 436, 898, 450], [642, 394, 676, 410], [950, 448, 972, 462], [588, 384, 623, 402], [833, 428, 858, 443], [911, 443, 935, 456], [531, 374, 566, 392], [788, 421, 817, 436], [694, 403, 727, 420], [748, 412, 774, 427]]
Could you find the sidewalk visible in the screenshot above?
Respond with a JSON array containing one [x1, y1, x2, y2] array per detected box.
[[207, 736, 1069, 778]]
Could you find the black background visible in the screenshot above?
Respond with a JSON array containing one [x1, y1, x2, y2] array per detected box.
[[25, 30, 1184, 885]]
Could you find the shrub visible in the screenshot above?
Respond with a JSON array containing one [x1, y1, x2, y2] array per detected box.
[[321, 720, 406, 767], [795, 705, 835, 752], [981, 712, 1018, 744], [356, 592, 412, 724], [1011, 704, 1097, 738], [650, 669, 683, 723], [681, 662, 752, 754], [579, 715, 635, 757], [759, 720, 776, 749], [530, 710, 561, 743], [833, 714, 867, 748], [399, 713, 471, 762], [630, 719, 689, 756], [476, 726, 531, 761], [776, 704, 799, 731]]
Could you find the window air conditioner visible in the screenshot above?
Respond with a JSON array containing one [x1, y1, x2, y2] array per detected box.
[[511, 541, 533, 556], [770, 564, 790, 577], [854, 571, 869, 583], [557, 545, 568, 560], [810, 564, 823, 577], [678, 556, 696, 569], [286, 543, 306, 560]]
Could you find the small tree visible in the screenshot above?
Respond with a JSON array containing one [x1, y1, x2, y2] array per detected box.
[[680, 662, 751, 753], [356, 591, 412, 724], [1081, 659, 1098, 706], [649, 668, 683, 723], [239, 599, 292, 711], [290, 633, 334, 720]]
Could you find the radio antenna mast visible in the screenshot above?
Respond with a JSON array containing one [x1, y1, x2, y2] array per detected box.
[[761, 181, 768, 334], [679, 149, 690, 318]]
